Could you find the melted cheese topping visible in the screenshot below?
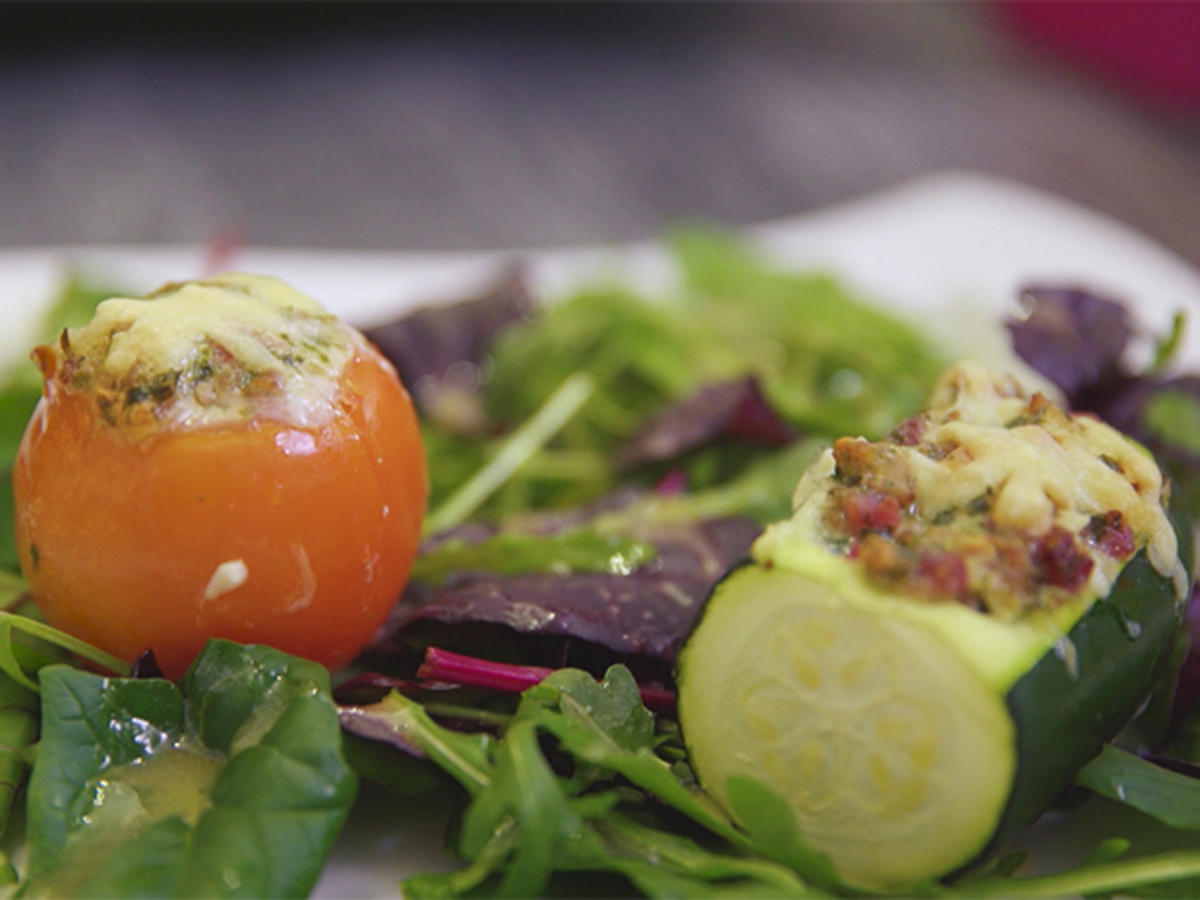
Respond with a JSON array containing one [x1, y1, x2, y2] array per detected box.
[[759, 362, 1186, 611], [53, 273, 361, 430]]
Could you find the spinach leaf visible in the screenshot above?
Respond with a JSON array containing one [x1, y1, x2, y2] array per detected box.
[[21, 639, 356, 898]]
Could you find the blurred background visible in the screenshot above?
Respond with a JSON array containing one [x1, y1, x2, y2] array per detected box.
[[1, 2, 1198, 263]]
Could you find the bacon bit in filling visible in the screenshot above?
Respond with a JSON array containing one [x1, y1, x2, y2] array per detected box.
[[890, 414, 926, 446], [1085, 510, 1136, 559], [1033, 526, 1095, 592], [840, 490, 902, 536], [915, 549, 968, 599], [982, 536, 1040, 608], [853, 538, 971, 603]]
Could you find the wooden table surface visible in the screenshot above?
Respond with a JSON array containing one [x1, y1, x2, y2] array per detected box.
[[2, 3, 1198, 266]]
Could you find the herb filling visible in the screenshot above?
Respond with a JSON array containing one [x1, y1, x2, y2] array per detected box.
[[755, 363, 1185, 618], [44, 273, 361, 430]]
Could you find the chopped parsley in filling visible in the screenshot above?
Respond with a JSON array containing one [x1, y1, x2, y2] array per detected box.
[[42, 273, 361, 430], [759, 363, 1185, 618]]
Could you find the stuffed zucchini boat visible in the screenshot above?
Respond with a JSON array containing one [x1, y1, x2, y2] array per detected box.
[[676, 362, 1194, 891]]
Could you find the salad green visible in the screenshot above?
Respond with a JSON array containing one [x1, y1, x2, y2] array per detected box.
[[23, 640, 354, 898], [1, 238, 1199, 897], [341, 666, 834, 898], [422, 231, 946, 518]]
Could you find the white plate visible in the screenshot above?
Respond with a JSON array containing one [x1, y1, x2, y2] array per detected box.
[[3, 171, 1200, 897]]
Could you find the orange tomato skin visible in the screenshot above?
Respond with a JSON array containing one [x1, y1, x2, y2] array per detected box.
[[12, 343, 426, 680]]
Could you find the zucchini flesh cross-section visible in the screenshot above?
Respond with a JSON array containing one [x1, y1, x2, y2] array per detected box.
[[677, 564, 1015, 890]]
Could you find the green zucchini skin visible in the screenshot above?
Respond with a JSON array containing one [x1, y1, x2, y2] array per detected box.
[[992, 494, 1193, 848]]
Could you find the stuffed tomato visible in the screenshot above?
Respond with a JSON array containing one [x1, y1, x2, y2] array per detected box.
[[12, 273, 426, 679], [676, 362, 1192, 890]]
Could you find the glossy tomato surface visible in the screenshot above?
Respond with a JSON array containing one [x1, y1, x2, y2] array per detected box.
[[13, 342, 426, 679]]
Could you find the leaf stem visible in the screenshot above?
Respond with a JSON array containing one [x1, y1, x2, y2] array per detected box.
[[419, 647, 676, 713], [423, 372, 594, 535], [0, 612, 126, 690], [958, 850, 1200, 897], [419, 647, 553, 693]]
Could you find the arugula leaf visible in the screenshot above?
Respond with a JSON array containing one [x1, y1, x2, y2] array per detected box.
[[349, 667, 836, 897], [522, 670, 841, 889], [518, 668, 743, 842], [21, 640, 355, 898], [425, 372, 595, 534], [1075, 744, 1200, 829], [474, 720, 585, 896], [340, 692, 495, 797], [593, 813, 813, 898]]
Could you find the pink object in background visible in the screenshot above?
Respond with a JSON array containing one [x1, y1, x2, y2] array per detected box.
[[996, 1, 1200, 110]]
